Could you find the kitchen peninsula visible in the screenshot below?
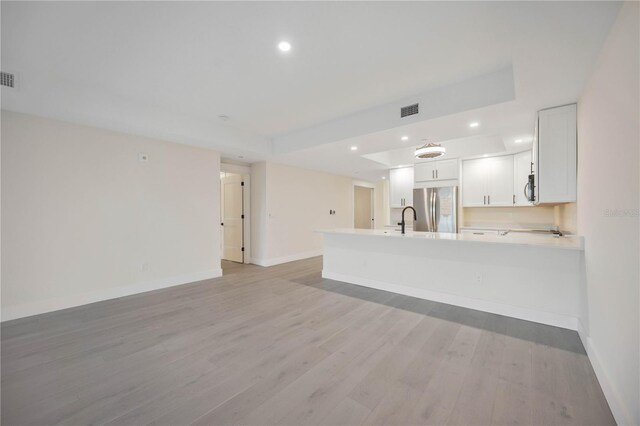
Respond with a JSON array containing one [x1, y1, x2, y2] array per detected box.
[[320, 228, 584, 330]]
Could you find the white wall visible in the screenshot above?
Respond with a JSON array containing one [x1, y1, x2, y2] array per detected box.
[[576, 3, 639, 424], [250, 161, 352, 266], [1, 111, 222, 321], [250, 161, 268, 262]]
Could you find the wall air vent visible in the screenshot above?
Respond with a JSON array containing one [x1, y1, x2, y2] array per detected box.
[[400, 103, 419, 118], [1, 72, 15, 88]]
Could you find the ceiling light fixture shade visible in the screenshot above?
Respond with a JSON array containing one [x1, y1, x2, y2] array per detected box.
[[415, 141, 446, 159], [278, 41, 291, 52]]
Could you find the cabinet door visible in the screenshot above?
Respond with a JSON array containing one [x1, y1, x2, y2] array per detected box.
[[462, 158, 488, 207], [537, 104, 577, 203], [400, 167, 414, 206], [435, 159, 458, 180], [461, 229, 501, 235], [389, 168, 404, 208], [389, 167, 414, 207], [514, 150, 533, 206], [487, 155, 514, 206], [414, 162, 436, 182]]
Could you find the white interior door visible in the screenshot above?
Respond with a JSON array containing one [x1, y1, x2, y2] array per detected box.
[[354, 186, 374, 229], [221, 173, 244, 263]]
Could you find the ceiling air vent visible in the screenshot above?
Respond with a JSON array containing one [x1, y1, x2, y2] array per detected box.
[[1, 72, 15, 88], [400, 103, 419, 118]]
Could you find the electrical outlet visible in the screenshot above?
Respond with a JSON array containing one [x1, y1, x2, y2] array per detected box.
[[141, 262, 149, 272], [475, 272, 482, 284]]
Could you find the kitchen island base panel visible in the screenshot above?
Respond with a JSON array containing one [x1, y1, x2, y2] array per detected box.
[[322, 232, 582, 330], [321, 271, 578, 330]]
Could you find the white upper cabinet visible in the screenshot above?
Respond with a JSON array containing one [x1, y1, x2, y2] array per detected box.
[[462, 158, 488, 207], [413, 162, 436, 182], [534, 104, 577, 204], [414, 159, 458, 182], [435, 159, 459, 180], [514, 150, 533, 206], [462, 155, 514, 207], [486, 155, 514, 206], [389, 166, 414, 208]]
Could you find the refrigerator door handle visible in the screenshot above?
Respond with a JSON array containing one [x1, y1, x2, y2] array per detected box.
[[428, 191, 432, 231], [427, 190, 431, 231], [429, 190, 434, 232], [427, 191, 431, 231], [433, 191, 438, 232], [430, 190, 437, 232]]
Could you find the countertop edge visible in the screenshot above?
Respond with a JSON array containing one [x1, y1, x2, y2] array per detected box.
[[317, 229, 584, 251]]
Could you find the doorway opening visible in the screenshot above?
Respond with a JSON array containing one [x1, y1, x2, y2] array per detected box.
[[220, 172, 244, 263], [354, 185, 374, 229]]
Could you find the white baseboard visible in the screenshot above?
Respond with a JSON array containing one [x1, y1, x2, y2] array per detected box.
[[322, 270, 579, 331], [577, 321, 634, 426], [251, 250, 322, 267], [1, 269, 223, 322]]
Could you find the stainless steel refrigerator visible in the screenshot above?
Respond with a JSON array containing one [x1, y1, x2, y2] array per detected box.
[[413, 187, 458, 233]]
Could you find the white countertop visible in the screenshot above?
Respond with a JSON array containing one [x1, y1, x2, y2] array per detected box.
[[318, 228, 584, 251]]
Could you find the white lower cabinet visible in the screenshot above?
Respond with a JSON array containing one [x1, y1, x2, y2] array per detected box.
[[462, 155, 513, 207], [460, 229, 502, 235]]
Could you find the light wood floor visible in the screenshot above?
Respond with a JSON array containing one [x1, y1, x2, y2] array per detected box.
[[2, 257, 614, 425]]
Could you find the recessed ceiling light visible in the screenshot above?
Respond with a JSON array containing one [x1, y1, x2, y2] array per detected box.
[[381, 176, 386, 180], [351, 146, 358, 151], [469, 122, 479, 128], [483, 154, 489, 157], [401, 136, 409, 141], [278, 41, 291, 52], [515, 139, 523, 143]]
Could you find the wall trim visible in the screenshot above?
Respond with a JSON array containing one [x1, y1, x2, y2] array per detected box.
[[1, 269, 223, 322], [322, 270, 579, 331], [251, 250, 323, 267], [577, 321, 633, 426]]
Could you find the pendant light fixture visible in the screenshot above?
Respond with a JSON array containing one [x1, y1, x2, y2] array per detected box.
[[415, 140, 446, 159]]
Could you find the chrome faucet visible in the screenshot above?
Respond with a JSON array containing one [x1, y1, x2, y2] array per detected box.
[[401, 206, 417, 235]]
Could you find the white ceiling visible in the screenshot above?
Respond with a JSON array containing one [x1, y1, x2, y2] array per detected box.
[[1, 1, 621, 180]]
